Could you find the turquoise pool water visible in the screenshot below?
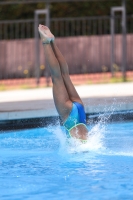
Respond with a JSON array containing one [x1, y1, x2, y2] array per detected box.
[[0, 121, 133, 200]]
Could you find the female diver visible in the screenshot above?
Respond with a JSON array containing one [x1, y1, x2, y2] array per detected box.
[[38, 24, 88, 142]]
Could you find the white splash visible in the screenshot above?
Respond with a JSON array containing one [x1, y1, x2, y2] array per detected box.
[[50, 121, 106, 154]]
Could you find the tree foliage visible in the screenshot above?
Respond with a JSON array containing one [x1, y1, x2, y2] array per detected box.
[[0, 0, 132, 20]]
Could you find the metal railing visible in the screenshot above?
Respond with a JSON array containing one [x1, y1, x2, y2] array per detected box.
[[0, 15, 133, 88], [1, 16, 133, 40], [1, 15, 133, 39]]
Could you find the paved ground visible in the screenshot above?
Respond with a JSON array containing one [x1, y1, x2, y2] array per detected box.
[[0, 82, 133, 120]]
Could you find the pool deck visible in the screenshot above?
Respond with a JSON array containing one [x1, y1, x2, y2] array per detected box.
[[0, 82, 133, 121]]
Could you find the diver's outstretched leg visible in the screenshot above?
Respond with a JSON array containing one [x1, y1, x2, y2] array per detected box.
[[51, 41, 83, 104], [38, 25, 72, 122], [39, 25, 83, 105], [51, 41, 83, 105]]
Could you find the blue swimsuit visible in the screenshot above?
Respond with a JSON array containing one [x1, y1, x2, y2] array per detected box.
[[63, 102, 88, 140]]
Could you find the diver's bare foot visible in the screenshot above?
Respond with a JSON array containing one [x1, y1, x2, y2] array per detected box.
[[38, 24, 54, 44]]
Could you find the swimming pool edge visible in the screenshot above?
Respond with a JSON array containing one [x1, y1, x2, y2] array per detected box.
[[0, 110, 133, 132]]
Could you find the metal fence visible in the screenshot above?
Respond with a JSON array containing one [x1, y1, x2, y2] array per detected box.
[[0, 15, 133, 88], [1, 16, 133, 39]]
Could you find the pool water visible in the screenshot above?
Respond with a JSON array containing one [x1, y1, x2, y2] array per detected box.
[[0, 121, 133, 200]]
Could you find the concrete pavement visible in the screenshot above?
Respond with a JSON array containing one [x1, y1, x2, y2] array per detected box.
[[0, 82, 133, 121]]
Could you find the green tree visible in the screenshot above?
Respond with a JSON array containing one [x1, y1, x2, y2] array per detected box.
[[0, 0, 132, 20]]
